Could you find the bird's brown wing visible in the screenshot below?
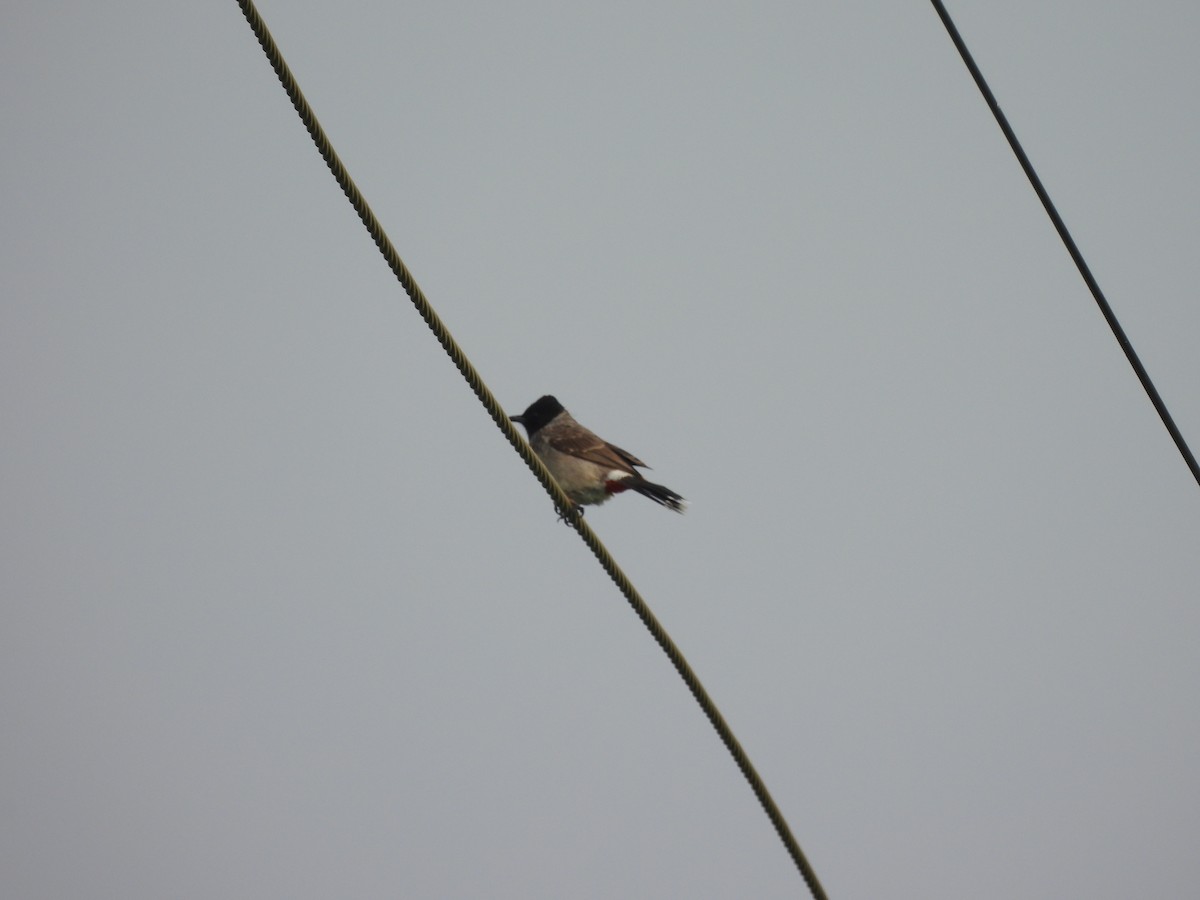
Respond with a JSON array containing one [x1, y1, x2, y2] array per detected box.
[[546, 430, 648, 473]]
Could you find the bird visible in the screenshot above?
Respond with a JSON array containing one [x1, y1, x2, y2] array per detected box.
[[510, 395, 686, 513]]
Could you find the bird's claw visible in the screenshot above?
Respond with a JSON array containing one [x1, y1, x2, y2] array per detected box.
[[556, 503, 584, 524]]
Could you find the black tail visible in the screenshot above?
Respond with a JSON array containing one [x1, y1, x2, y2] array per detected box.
[[631, 479, 687, 513]]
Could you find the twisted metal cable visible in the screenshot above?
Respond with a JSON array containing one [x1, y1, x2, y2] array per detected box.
[[930, 0, 1200, 489], [235, 2, 827, 896]]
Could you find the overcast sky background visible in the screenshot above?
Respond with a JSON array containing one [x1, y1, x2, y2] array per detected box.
[[4, 2, 1199, 898]]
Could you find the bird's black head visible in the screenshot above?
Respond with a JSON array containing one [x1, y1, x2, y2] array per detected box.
[[510, 395, 564, 435]]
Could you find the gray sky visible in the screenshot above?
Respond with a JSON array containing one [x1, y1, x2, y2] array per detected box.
[[3, 2, 1199, 897]]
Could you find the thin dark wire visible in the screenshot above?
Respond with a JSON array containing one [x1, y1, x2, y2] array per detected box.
[[234, 2, 828, 896], [929, 0, 1200, 488]]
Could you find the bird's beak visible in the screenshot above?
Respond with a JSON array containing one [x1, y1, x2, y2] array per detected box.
[[510, 414, 524, 425]]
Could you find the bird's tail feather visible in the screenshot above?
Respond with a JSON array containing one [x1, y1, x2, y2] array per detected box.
[[632, 479, 687, 513]]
